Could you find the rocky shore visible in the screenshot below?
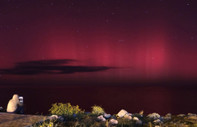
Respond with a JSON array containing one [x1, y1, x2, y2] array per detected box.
[[32, 108, 197, 127], [0, 110, 197, 127], [0, 113, 46, 127]]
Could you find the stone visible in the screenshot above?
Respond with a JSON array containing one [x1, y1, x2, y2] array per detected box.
[[164, 113, 171, 120], [139, 110, 144, 116], [177, 114, 185, 117], [124, 114, 132, 120], [188, 113, 196, 116], [153, 119, 163, 124], [133, 117, 139, 121], [165, 113, 172, 117], [117, 109, 128, 118], [48, 115, 58, 120], [187, 115, 197, 120], [109, 119, 118, 125], [97, 115, 106, 122], [7, 94, 24, 114], [104, 113, 111, 119], [147, 113, 160, 120]]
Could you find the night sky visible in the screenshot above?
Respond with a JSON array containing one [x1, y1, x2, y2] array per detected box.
[[0, 0, 197, 85]]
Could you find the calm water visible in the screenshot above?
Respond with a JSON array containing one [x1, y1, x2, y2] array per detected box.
[[0, 84, 197, 115]]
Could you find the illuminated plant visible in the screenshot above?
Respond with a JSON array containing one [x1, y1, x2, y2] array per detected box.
[[91, 105, 105, 115], [49, 103, 84, 116]]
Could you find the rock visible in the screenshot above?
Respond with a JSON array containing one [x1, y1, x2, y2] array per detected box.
[[104, 113, 111, 119], [177, 114, 185, 117], [147, 113, 160, 120], [163, 113, 171, 120], [127, 113, 132, 116], [124, 114, 132, 120], [136, 120, 142, 125], [153, 119, 163, 124], [109, 119, 118, 125], [48, 115, 58, 120], [187, 115, 197, 120], [97, 115, 106, 122], [139, 110, 144, 116], [165, 113, 172, 117], [188, 113, 196, 116], [117, 109, 128, 118], [133, 117, 139, 121]]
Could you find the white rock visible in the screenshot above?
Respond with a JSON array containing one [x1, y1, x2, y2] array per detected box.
[[127, 113, 132, 116], [104, 113, 111, 119], [124, 114, 132, 120], [164, 113, 171, 120], [133, 117, 139, 121], [188, 113, 196, 116], [147, 113, 160, 120], [109, 119, 118, 125], [153, 119, 163, 124], [117, 109, 128, 118], [177, 114, 185, 117], [97, 115, 106, 121], [48, 115, 58, 120], [188, 115, 197, 120], [165, 113, 172, 117]]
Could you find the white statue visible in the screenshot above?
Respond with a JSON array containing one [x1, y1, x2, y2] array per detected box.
[[7, 94, 24, 114]]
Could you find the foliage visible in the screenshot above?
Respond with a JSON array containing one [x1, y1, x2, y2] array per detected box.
[[91, 105, 105, 115], [49, 103, 84, 116]]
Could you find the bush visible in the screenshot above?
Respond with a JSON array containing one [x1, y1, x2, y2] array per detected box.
[[49, 103, 84, 116], [91, 105, 105, 115]]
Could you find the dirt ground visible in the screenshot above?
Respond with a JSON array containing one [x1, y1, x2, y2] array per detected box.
[[0, 112, 46, 127]]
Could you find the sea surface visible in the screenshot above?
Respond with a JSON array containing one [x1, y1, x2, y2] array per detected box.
[[0, 83, 197, 115]]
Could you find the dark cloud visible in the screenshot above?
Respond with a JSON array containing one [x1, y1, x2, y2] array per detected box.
[[16, 59, 76, 67], [0, 59, 112, 75]]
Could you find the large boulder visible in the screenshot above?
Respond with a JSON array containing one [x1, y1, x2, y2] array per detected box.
[[117, 109, 130, 118]]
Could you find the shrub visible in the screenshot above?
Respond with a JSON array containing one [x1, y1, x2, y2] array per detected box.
[[49, 103, 84, 116], [91, 105, 105, 115]]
